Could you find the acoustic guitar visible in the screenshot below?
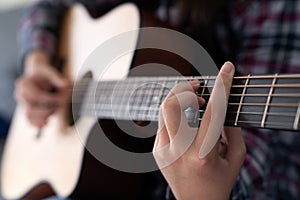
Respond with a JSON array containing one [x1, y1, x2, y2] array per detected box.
[[1, 2, 300, 200]]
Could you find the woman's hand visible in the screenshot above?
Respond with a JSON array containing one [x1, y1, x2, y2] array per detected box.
[[153, 62, 246, 200], [14, 50, 70, 128]]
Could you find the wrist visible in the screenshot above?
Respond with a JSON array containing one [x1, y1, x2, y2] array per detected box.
[[171, 185, 230, 200]]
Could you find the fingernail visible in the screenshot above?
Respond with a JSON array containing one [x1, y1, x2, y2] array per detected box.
[[221, 62, 234, 74]]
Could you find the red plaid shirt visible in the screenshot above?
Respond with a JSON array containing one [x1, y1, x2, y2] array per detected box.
[[19, 0, 300, 199]]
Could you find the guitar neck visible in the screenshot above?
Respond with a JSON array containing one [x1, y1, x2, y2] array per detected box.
[[76, 74, 300, 131]]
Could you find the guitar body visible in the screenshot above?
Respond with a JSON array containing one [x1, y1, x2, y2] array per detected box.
[[1, 3, 169, 199]]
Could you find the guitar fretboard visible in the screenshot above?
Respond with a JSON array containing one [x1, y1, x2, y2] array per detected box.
[[73, 74, 300, 131]]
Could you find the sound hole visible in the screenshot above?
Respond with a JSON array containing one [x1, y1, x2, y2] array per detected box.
[[70, 71, 93, 125]]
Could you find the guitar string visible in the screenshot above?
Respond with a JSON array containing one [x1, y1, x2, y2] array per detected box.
[[80, 96, 299, 128], [202, 93, 300, 97], [69, 74, 300, 106], [71, 83, 300, 96], [72, 92, 300, 99], [72, 88, 300, 103], [69, 75, 300, 93], [71, 81, 300, 89], [80, 108, 298, 128], [69, 76, 300, 121], [81, 104, 299, 118], [71, 73, 300, 83], [70, 75, 300, 128], [79, 96, 300, 107], [71, 91, 300, 106], [71, 74, 300, 103], [71, 82, 300, 93]]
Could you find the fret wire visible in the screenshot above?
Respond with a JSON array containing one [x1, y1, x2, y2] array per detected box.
[[125, 80, 138, 117], [134, 79, 144, 119], [200, 79, 208, 96], [115, 79, 129, 118], [134, 77, 144, 119], [174, 79, 179, 86], [158, 80, 167, 102], [129, 79, 140, 118], [80, 82, 97, 115], [156, 80, 167, 118], [131, 82, 147, 117], [97, 81, 109, 113], [261, 74, 278, 128], [96, 81, 108, 113], [235, 74, 250, 126], [142, 82, 154, 120], [293, 101, 300, 130]]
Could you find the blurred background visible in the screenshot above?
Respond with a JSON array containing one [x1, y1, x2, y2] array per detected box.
[[0, 0, 36, 137], [0, 0, 33, 10]]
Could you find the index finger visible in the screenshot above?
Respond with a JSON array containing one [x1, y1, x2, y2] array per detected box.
[[38, 65, 70, 90]]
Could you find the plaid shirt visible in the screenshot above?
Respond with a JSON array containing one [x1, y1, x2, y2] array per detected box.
[[20, 0, 300, 199]]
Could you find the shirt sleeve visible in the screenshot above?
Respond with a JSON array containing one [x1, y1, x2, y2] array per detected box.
[[18, 0, 126, 64], [19, 0, 71, 63]]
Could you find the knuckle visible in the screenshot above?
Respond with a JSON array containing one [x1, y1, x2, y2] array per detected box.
[[162, 97, 179, 111], [219, 73, 233, 87], [152, 148, 160, 159], [197, 156, 213, 167]]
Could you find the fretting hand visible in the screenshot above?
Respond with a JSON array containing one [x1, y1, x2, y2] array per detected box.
[[153, 62, 246, 200]]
